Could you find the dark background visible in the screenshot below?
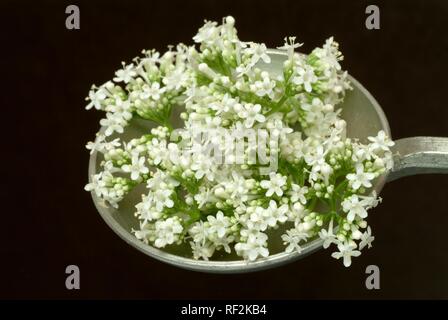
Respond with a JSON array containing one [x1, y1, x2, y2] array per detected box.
[[2, 0, 448, 299]]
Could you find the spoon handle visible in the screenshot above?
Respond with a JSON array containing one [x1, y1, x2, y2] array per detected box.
[[387, 137, 448, 182]]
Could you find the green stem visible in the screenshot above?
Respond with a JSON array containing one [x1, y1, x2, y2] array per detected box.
[[267, 94, 288, 115]]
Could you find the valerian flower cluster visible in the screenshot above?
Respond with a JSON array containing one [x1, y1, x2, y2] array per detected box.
[[84, 16, 394, 267]]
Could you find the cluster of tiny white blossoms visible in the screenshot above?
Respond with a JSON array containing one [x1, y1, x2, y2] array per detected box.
[[84, 17, 394, 267]]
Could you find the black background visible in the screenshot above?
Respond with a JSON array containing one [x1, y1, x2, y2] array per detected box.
[[2, 0, 448, 299]]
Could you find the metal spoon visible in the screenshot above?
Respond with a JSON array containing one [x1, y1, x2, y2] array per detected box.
[[88, 49, 448, 273]]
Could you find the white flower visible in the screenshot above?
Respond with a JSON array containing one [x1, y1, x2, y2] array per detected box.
[[148, 138, 169, 166], [235, 63, 252, 77], [235, 231, 269, 261], [282, 227, 309, 253], [163, 67, 189, 91], [227, 172, 250, 203], [86, 135, 120, 155], [135, 196, 163, 222], [260, 172, 287, 197], [100, 112, 126, 136], [85, 171, 125, 208], [301, 97, 326, 124], [346, 164, 375, 190], [193, 20, 219, 44], [212, 236, 234, 254], [318, 219, 337, 249], [133, 223, 154, 244], [122, 154, 149, 180], [140, 82, 166, 101], [342, 195, 368, 222], [194, 187, 215, 208], [288, 202, 306, 221], [146, 170, 180, 190], [106, 98, 132, 120], [252, 72, 276, 98], [154, 217, 183, 248], [84, 172, 106, 197], [292, 65, 317, 92], [265, 200, 288, 226], [289, 184, 308, 205], [316, 37, 342, 71], [210, 93, 237, 115], [351, 144, 374, 162], [304, 144, 326, 168], [191, 154, 216, 181], [248, 206, 269, 231], [359, 192, 381, 210], [207, 211, 231, 238], [141, 49, 160, 65], [188, 221, 209, 244], [113, 63, 136, 83], [237, 103, 266, 128], [245, 42, 271, 65], [190, 241, 215, 260], [368, 130, 395, 152], [277, 36, 303, 61], [359, 226, 374, 250], [152, 189, 174, 211], [86, 85, 107, 110], [331, 242, 361, 267]]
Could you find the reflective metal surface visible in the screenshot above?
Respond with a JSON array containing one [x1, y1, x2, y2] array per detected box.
[[88, 50, 447, 273], [388, 137, 448, 182]]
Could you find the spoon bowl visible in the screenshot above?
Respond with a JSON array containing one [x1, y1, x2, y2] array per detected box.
[[88, 50, 448, 273]]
